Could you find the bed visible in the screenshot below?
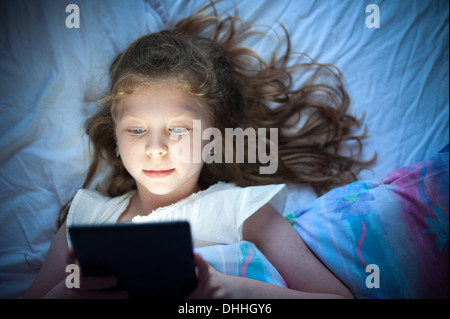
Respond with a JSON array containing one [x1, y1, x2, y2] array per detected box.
[[0, 0, 448, 299]]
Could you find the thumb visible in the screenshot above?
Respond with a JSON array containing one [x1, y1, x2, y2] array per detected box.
[[66, 247, 76, 265], [188, 253, 212, 299], [193, 253, 210, 281]]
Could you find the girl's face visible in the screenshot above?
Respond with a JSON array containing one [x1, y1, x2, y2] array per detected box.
[[114, 82, 212, 201]]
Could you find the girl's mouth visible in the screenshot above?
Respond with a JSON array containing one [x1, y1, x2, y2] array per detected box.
[[143, 169, 175, 178]]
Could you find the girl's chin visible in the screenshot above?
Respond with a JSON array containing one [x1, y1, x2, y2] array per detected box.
[[138, 180, 201, 199], [139, 184, 175, 196]]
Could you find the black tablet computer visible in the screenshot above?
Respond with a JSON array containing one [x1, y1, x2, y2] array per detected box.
[[68, 221, 197, 299]]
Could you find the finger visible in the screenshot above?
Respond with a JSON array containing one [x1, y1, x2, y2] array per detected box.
[[194, 254, 209, 274], [79, 275, 119, 291], [188, 254, 212, 299], [92, 290, 129, 299], [66, 248, 76, 265], [193, 253, 210, 283], [71, 290, 129, 299]]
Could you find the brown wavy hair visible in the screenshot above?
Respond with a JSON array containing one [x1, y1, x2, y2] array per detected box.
[[59, 2, 375, 226]]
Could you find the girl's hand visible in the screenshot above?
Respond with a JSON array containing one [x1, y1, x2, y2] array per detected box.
[[43, 249, 128, 299], [43, 275, 127, 299], [188, 253, 240, 299]]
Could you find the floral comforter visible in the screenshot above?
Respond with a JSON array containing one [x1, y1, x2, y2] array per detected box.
[[198, 147, 449, 298]]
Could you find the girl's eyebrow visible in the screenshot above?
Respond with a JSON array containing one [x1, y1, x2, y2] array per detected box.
[[167, 111, 200, 119], [120, 108, 201, 120], [168, 104, 205, 118]]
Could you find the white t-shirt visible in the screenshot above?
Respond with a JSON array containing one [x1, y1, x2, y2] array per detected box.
[[66, 182, 286, 248]]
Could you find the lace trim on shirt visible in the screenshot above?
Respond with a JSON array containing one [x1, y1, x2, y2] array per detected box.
[[132, 182, 224, 221]]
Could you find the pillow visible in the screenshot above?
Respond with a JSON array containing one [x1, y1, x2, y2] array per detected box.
[[287, 147, 449, 298]]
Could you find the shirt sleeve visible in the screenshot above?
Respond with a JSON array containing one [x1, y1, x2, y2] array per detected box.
[[195, 183, 286, 244], [65, 189, 130, 247], [66, 189, 100, 247], [235, 184, 287, 241]]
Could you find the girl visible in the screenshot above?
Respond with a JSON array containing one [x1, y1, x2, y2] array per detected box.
[[24, 3, 371, 298]]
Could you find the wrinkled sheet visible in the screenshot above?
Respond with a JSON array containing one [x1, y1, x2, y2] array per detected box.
[[0, 0, 448, 298]]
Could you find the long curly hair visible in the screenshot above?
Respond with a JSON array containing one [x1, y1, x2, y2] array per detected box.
[[59, 2, 375, 226]]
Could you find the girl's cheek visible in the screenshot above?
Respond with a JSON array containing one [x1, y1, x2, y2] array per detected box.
[[169, 135, 204, 164]]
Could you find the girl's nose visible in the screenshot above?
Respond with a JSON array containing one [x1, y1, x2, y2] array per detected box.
[[145, 134, 168, 157]]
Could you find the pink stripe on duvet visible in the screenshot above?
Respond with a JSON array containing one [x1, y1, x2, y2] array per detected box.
[[240, 244, 254, 277]]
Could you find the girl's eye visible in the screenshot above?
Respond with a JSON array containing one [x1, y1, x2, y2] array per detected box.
[[170, 128, 189, 134], [128, 129, 146, 135]]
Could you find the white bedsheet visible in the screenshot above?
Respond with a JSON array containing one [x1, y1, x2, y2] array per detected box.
[[0, 0, 448, 298]]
